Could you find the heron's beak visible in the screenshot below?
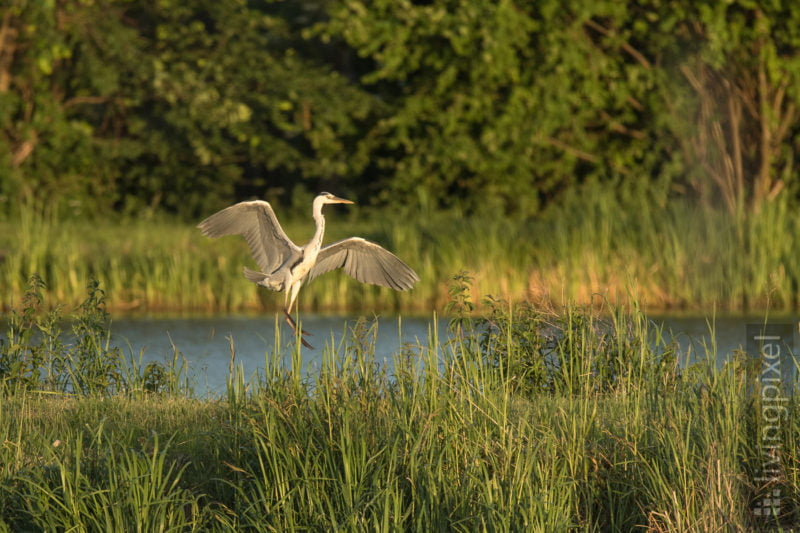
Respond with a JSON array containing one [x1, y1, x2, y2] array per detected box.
[[331, 195, 354, 204]]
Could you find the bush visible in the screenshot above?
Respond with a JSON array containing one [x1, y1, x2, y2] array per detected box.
[[0, 275, 187, 396]]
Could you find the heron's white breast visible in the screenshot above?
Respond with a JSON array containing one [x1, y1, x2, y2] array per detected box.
[[291, 252, 317, 280]]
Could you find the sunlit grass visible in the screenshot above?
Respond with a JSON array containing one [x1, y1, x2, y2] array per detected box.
[[2, 288, 797, 530], [1, 187, 799, 313]]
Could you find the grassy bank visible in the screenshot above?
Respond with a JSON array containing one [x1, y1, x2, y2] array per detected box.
[[1, 187, 800, 313], [1, 283, 798, 530]]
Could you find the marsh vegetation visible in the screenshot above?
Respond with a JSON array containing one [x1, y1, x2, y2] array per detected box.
[[1, 278, 797, 531], [3, 2, 800, 529], [3, 187, 800, 315]]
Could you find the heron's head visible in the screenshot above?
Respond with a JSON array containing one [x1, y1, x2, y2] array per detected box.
[[317, 192, 354, 206]]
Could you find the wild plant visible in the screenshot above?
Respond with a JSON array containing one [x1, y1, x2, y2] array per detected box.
[[1, 276, 187, 396]]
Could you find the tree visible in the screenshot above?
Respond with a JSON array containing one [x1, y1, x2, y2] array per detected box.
[[635, 0, 800, 214], [320, 0, 670, 216], [0, 0, 378, 218], [4, 0, 799, 219], [117, 0, 380, 216], [0, 0, 134, 215], [320, 0, 800, 216]]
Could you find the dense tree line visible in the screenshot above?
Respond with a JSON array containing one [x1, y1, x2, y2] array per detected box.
[[1, 0, 799, 219]]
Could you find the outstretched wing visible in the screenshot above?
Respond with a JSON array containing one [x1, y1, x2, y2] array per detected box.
[[197, 200, 301, 273], [308, 237, 419, 290]]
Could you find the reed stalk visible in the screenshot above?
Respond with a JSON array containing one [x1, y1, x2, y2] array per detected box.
[[3, 188, 799, 313], [2, 283, 797, 530]]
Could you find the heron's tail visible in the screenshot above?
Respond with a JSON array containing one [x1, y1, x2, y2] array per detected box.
[[243, 267, 268, 284], [243, 267, 285, 291]]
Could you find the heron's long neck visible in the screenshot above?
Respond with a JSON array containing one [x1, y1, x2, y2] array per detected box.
[[308, 203, 326, 253]]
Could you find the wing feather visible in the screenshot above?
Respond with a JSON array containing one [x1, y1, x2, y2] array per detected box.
[[308, 237, 419, 290], [197, 201, 300, 273]]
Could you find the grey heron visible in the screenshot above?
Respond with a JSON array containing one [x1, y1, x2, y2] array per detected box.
[[197, 192, 420, 348]]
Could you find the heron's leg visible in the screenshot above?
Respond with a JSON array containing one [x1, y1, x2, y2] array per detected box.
[[283, 311, 314, 348], [284, 311, 314, 349], [283, 309, 314, 350], [283, 282, 312, 340], [283, 311, 312, 337]]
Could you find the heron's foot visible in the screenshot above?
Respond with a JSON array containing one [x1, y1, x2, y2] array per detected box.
[[285, 313, 315, 349], [284, 311, 312, 337]]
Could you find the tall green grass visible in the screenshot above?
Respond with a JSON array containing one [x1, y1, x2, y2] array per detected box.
[[1, 280, 798, 530], [0, 275, 190, 397], [1, 186, 799, 313]]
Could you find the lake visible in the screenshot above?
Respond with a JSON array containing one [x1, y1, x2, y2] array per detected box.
[[106, 312, 799, 396], [110, 313, 441, 396]]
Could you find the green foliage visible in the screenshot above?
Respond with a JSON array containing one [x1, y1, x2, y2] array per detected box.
[[2, 296, 797, 529], [4, 0, 800, 217], [116, 0, 378, 216], [4, 184, 800, 314], [444, 271, 474, 335], [0, 275, 188, 396], [0, 0, 377, 218], [12, 428, 208, 531], [628, 0, 800, 213], [473, 295, 679, 397], [0, 0, 139, 215], [0, 273, 49, 389], [319, 0, 800, 214], [320, 0, 661, 214]]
